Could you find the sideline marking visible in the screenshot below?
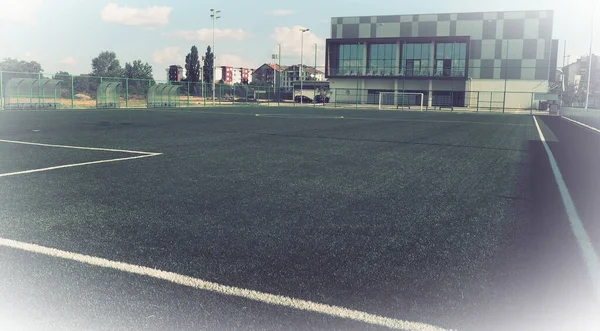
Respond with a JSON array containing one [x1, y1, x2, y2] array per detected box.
[[561, 116, 600, 135], [532, 116, 600, 302], [0, 237, 451, 331], [0, 154, 160, 178], [0, 139, 158, 155], [255, 113, 344, 119]]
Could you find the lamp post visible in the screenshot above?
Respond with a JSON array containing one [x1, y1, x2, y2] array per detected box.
[[300, 28, 309, 104], [210, 9, 221, 106], [585, 3, 596, 111]]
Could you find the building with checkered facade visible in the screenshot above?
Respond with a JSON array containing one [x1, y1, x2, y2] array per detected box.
[[325, 10, 559, 108]]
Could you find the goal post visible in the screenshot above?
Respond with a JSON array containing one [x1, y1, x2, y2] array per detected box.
[[378, 92, 424, 111]]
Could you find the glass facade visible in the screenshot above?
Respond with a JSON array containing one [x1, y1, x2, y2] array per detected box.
[[327, 39, 468, 78], [401, 43, 432, 76], [333, 44, 365, 76], [368, 44, 397, 76], [434, 43, 467, 77]]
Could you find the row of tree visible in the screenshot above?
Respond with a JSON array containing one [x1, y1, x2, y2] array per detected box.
[[184, 45, 214, 84], [0, 52, 155, 97]]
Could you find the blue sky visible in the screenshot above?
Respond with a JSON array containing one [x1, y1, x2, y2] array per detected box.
[[0, 0, 597, 80]]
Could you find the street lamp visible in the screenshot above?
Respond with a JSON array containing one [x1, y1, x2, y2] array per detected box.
[[585, 3, 596, 111], [300, 28, 309, 105], [210, 9, 221, 106]]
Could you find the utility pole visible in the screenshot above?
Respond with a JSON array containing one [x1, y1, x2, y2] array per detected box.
[[210, 9, 221, 106], [300, 28, 309, 105], [314, 43, 317, 106], [585, 3, 595, 111], [562, 41, 567, 68]]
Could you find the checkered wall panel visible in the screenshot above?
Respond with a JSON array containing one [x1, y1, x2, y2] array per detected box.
[[331, 10, 554, 80]]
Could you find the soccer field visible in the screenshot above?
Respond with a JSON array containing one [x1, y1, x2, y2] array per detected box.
[[0, 107, 598, 331]]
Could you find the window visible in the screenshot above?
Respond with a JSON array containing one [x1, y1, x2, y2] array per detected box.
[[334, 43, 365, 76], [435, 42, 467, 77], [368, 44, 397, 76], [401, 43, 432, 76]]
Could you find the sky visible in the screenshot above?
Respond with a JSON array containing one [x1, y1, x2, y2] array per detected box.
[[0, 0, 598, 80]]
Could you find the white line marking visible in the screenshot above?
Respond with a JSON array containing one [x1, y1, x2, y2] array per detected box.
[[0, 237, 451, 331], [532, 116, 600, 301], [255, 114, 344, 120], [0, 154, 161, 178], [561, 116, 600, 134], [0, 139, 158, 155]]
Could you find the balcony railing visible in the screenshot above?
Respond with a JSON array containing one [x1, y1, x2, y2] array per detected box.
[[328, 67, 466, 78]]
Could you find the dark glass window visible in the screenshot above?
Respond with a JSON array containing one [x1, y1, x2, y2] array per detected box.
[[435, 42, 467, 77], [368, 44, 397, 76], [335, 43, 365, 76], [401, 43, 432, 76]]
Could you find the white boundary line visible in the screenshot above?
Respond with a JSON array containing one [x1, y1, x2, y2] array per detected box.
[[561, 116, 600, 134], [0, 237, 451, 331], [0, 139, 158, 155], [0, 154, 160, 178], [532, 116, 600, 301], [0, 139, 162, 178]]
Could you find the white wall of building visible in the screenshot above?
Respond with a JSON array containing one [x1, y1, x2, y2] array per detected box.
[[329, 77, 548, 109]]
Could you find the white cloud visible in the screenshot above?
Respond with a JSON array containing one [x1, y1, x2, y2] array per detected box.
[[271, 26, 326, 67], [0, 0, 43, 26], [216, 54, 253, 68], [265, 9, 295, 16], [153, 46, 183, 65], [166, 28, 251, 41], [100, 3, 172, 28], [60, 56, 78, 66], [24, 51, 32, 58]]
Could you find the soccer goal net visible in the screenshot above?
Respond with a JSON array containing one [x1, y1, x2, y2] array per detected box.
[[378, 92, 424, 111]]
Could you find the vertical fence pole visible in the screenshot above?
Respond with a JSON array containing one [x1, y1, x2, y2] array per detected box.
[[530, 93, 534, 115], [187, 81, 190, 107], [334, 88, 337, 108], [476, 91, 479, 112], [0, 71, 3, 110], [125, 78, 129, 108], [70, 76, 74, 108], [489, 92, 492, 112]]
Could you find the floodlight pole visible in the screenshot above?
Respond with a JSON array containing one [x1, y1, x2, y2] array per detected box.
[[585, 3, 595, 111], [211, 9, 221, 106], [300, 28, 309, 105]]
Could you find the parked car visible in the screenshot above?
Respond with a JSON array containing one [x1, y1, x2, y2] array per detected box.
[[315, 95, 330, 103], [294, 95, 313, 103]]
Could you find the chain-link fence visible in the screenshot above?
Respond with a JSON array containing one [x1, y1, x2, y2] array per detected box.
[[0, 70, 570, 114]]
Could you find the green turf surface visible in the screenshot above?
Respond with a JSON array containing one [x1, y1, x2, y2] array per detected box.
[[0, 109, 597, 331]]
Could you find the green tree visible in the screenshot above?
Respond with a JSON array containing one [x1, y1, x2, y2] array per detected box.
[[185, 46, 200, 83], [202, 46, 214, 84], [0, 58, 43, 73], [91, 51, 122, 77], [123, 60, 155, 97], [184, 46, 200, 95]]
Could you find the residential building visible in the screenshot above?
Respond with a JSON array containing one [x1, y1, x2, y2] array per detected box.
[[252, 63, 287, 87], [563, 55, 599, 90], [281, 65, 325, 90], [326, 10, 559, 108], [167, 65, 184, 82], [207, 66, 254, 84]]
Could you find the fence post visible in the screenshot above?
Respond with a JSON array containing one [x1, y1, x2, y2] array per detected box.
[[0, 71, 3, 110], [334, 88, 337, 108], [530, 93, 534, 115], [125, 78, 129, 108], [476, 91, 479, 113], [489, 92, 492, 112], [70, 75, 74, 108]]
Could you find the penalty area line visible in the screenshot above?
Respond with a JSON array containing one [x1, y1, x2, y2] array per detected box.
[[0, 237, 451, 331]]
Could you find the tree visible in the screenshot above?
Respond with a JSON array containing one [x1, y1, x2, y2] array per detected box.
[[184, 46, 201, 95], [185, 46, 200, 83], [202, 46, 214, 84], [0, 58, 43, 73], [91, 51, 122, 77], [124, 60, 155, 97]]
